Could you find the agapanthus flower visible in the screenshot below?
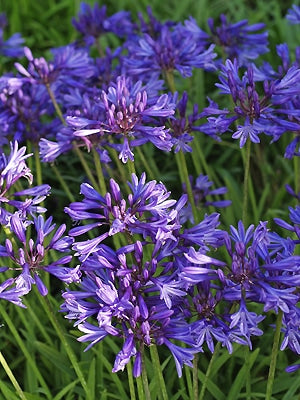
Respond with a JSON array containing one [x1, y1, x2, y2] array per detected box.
[[0, 142, 50, 223], [39, 86, 106, 162], [65, 172, 183, 259], [124, 23, 216, 80], [137, 6, 175, 36], [61, 239, 199, 377], [274, 204, 300, 241], [2, 214, 76, 296], [163, 91, 203, 153], [250, 44, 300, 158], [72, 2, 135, 47], [0, 278, 27, 307], [180, 174, 231, 223], [201, 59, 300, 151], [0, 76, 59, 144], [61, 172, 232, 376], [219, 221, 300, 313], [66, 76, 175, 163], [0, 13, 24, 58], [286, 5, 300, 24], [14, 45, 95, 89], [206, 14, 268, 66]]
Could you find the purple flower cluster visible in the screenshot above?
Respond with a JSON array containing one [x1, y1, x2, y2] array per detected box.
[[61, 173, 300, 376], [201, 58, 300, 154], [0, 13, 24, 58], [0, 142, 77, 306]]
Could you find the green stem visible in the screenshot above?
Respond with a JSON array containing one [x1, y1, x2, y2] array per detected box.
[[92, 147, 107, 194], [51, 164, 75, 202], [126, 361, 136, 400], [184, 364, 193, 400], [175, 151, 198, 221], [33, 146, 43, 187], [265, 310, 283, 400], [37, 295, 93, 400], [0, 351, 28, 400], [107, 146, 131, 195], [193, 353, 199, 400], [127, 159, 136, 176], [46, 83, 65, 125], [244, 346, 251, 400], [199, 342, 221, 400], [74, 146, 100, 191], [136, 375, 145, 400], [149, 345, 169, 400], [141, 349, 151, 400], [242, 140, 252, 225], [165, 70, 176, 93], [294, 154, 299, 195], [0, 303, 52, 399], [135, 146, 156, 180]]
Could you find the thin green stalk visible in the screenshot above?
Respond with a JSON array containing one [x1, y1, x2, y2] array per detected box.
[[37, 295, 93, 400], [106, 146, 131, 195], [0, 351, 28, 400], [175, 151, 198, 221], [0, 303, 52, 399], [149, 345, 169, 400], [141, 349, 151, 400], [136, 375, 145, 400], [199, 342, 221, 400], [193, 353, 199, 400], [165, 70, 176, 93], [92, 147, 107, 194], [242, 140, 252, 225], [74, 146, 100, 191], [244, 346, 251, 400], [33, 146, 43, 187], [294, 155, 299, 195], [184, 364, 193, 399], [265, 310, 283, 400], [126, 361, 136, 400], [135, 146, 157, 180], [46, 83, 65, 125], [191, 135, 220, 185], [51, 164, 75, 202], [127, 159, 136, 176]]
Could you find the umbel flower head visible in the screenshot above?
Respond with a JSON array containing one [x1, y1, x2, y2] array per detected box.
[[65, 172, 182, 259], [0, 13, 24, 58], [0, 141, 50, 224], [0, 142, 78, 306], [200, 58, 300, 153], [1, 214, 77, 297], [62, 172, 229, 377], [124, 21, 217, 80], [72, 2, 135, 45], [66, 76, 175, 163]]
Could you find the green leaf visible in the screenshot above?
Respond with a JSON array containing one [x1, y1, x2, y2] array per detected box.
[[34, 341, 74, 377], [0, 381, 20, 400], [53, 379, 79, 400], [198, 369, 226, 400], [87, 357, 96, 399], [227, 348, 260, 400]]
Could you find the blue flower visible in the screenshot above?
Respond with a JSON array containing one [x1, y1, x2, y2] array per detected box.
[[66, 76, 175, 162], [286, 5, 300, 24], [124, 24, 216, 79], [0, 13, 24, 58], [2, 213, 75, 297], [72, 3, 135, 44], [0, 142, 50, 223]]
